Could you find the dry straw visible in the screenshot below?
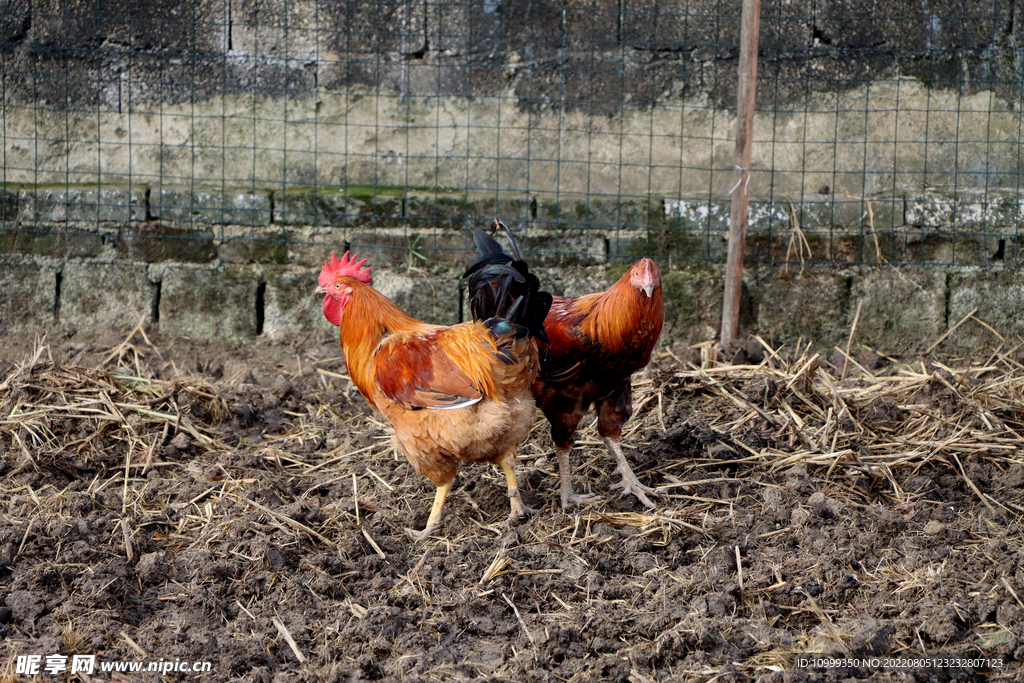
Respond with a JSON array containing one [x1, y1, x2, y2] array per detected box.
[[3, 319, 1023, 676]]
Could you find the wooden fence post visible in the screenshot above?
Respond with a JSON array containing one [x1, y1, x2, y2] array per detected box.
[[720, 0, 762, 347]]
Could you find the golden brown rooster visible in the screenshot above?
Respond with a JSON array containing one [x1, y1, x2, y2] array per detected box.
[[317, 225, 551, 541]]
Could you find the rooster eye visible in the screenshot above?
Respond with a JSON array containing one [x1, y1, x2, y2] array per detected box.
[[335, 283, 341, 288]]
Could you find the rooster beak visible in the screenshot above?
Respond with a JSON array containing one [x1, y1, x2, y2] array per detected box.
[[315, 285, 328, 296], [642, 283, 655, 298]]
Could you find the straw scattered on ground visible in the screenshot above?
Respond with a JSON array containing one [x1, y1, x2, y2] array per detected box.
[[0, 328, 1022, 682]]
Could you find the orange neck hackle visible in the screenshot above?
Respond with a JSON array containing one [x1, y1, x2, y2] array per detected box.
[[318, 251, 417, 398], [576, 258, 664, 353], [330, 279, 423, 400]]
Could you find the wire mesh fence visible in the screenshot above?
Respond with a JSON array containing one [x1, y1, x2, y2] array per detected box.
[[1, 0, 1022, 268]]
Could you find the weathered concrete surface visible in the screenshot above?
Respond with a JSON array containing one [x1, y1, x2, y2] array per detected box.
[[122, 225, 219, 264], [277, 189, 350, 228], [151, 264, 263, 341], [658, 266, 725, 345], [19, 187, 146, 225], [262, 267, 327, 343], [948, 269, 1024, 351], [753, 271, 851, 351], [5, 0, 1014, 106], [850, 268, 946, 354], [0, 187, 1017, 350], [1, 247, 1019, 354], [373, 268, 461, 327], [906, 190, 1024, 231], [0, 255, 59, 333], [153, 189, 271, 227], [59, 259, 152, 332], [5, 82, 1020, 200], [3, 0, 1022, 202], [0, 228, 105, 260], [3, 183, 1016, 270]]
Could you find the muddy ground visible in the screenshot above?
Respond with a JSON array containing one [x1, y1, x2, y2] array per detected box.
[[1, 332, 1022, 682]]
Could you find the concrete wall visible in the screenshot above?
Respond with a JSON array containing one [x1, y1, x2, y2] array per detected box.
[[1, 0, 1021, 199], [2, 1, 1022, 351], [1, 185, 1021, 353], [4, 242, 1022, 355]]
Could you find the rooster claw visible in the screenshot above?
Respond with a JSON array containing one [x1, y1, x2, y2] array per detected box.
[[505, 485, 537, 523], [508, 497, 537, 520], [609, 476, 656, 495], [560, 491, 601, 509], [404, 527, 437, 544], [610, 478, 657, 509]]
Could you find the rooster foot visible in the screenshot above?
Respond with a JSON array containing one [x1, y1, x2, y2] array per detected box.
[[609, 476, 657, 509], [609, 468, 657, 494], [404, 526, 436, 544], [405, 480, 452, 543], [560, 490, 601, 510], [507, 487, 537, 521]]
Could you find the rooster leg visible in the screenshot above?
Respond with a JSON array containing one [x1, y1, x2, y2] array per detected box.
[[604, 437, 656, 509], [405, 479, 453, 543], [499, 451, 536, 521], [556, 447, 601, 509]]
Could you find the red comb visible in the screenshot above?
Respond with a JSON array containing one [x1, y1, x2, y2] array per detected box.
[[319, 251, 373, 286]]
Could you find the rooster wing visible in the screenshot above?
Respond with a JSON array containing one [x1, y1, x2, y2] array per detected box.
[[372, 326, 497, 410]]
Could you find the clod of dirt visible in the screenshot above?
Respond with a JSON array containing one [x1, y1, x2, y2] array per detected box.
[[924, 520, 945, 536], [671, 341, 701, 366], [170, 432, 191, 451], [742, 376, 778, 405], [729, 339, 765, 365], [696, 428, 725, 445], [708, 443, 741, 460], [876, 508, 907, 533], [269, 376, 294, 398], [693, 592, 735, 617], [223, 360, 260, 385], [858, 349, 882, 369], [920, 605, 962, 642], [849, 618, 894, 654], [135, 551, 168, 584], [791, 506, 810, 526], [8, 590, 45, 626], [808, 491, 840, 519], [785, 465, 810, 493], [863, 398, 904, 423]]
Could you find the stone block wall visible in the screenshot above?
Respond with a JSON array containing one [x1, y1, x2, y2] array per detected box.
[[2, 0, 1020, 355], [1, 184, 1021, 355]]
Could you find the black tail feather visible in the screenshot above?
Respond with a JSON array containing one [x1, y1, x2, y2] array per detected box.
[[492, 217, 523, 261], [464, 219, 551, 343]]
